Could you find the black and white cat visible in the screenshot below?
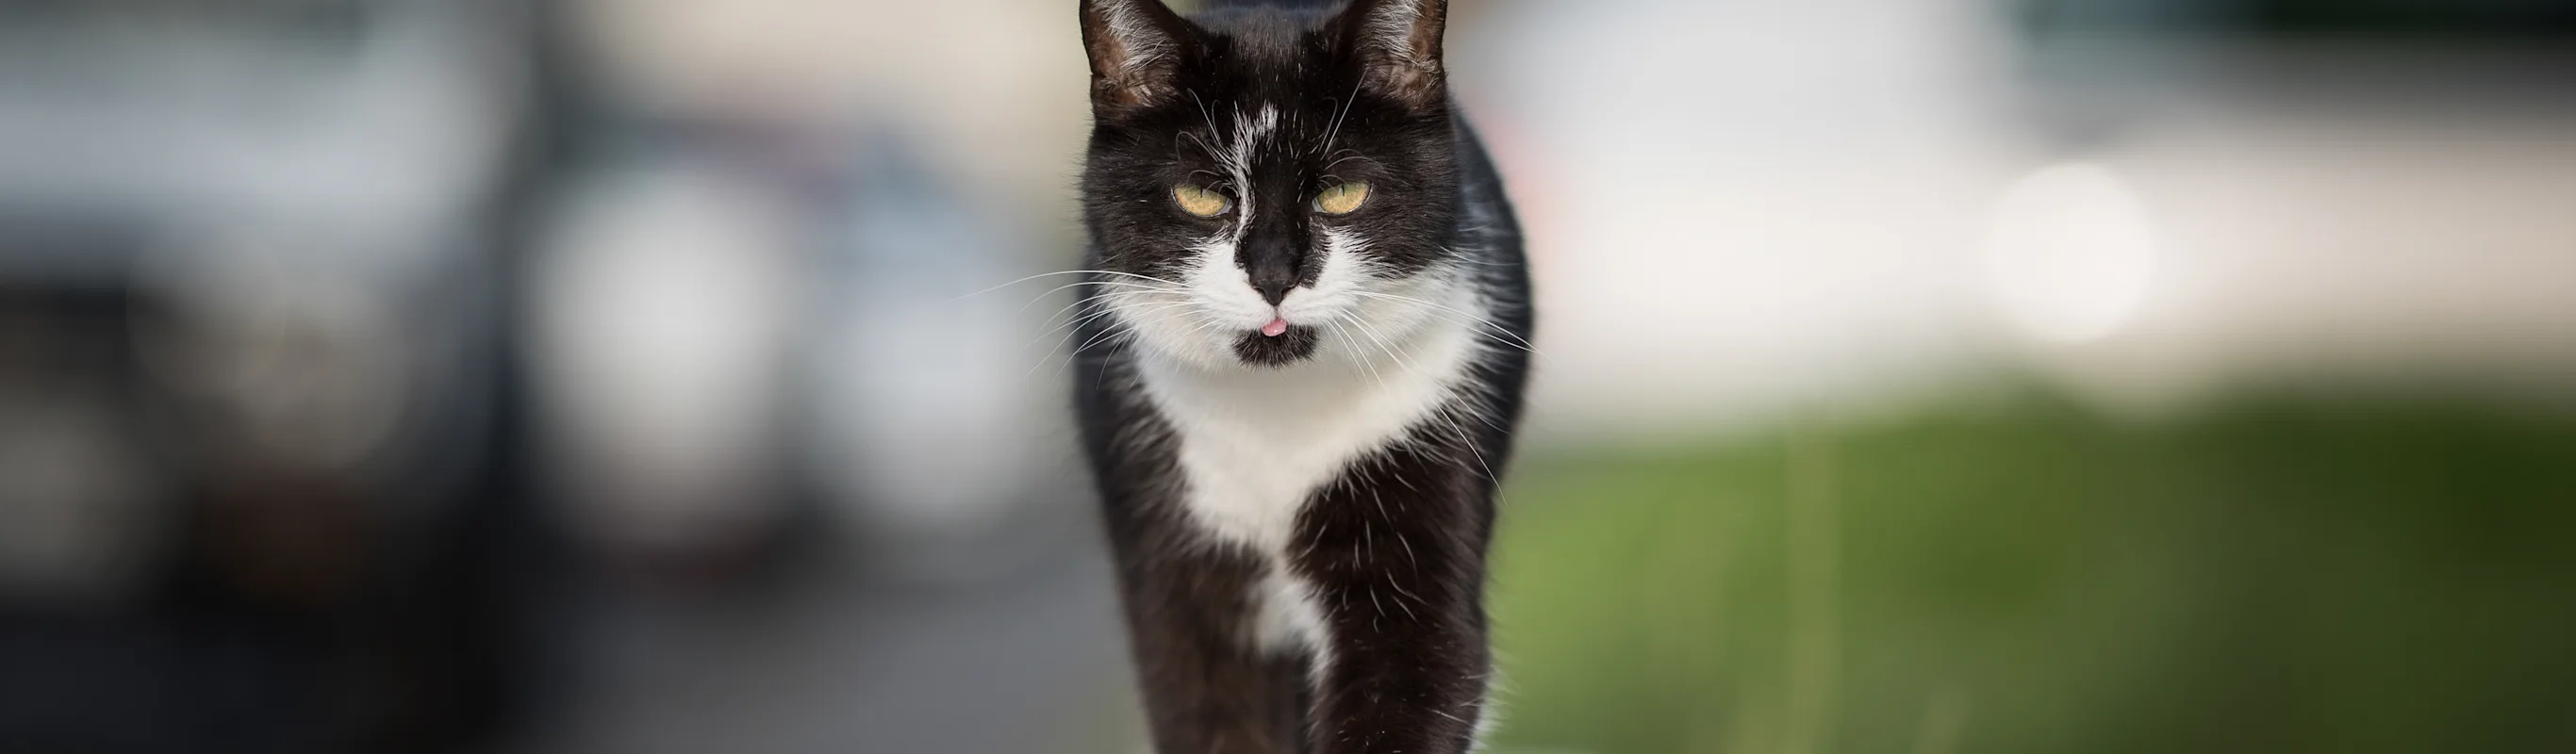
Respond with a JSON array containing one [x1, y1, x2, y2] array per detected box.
[[1069, 1, 1533, 751]]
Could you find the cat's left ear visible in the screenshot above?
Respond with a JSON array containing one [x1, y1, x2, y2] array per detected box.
[[1335, 0, 1449, 112], [1081, 0, 1197, 112]]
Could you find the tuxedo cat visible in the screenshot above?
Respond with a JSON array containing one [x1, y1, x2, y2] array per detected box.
[[1070, 0, 1532, 751]]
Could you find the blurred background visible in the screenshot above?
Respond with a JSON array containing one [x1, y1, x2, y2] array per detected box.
[[2, 0, 2571, 752]]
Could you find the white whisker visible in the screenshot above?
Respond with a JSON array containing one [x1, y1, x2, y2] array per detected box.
[[1034, 297, 1192, 351], [1346, 290, 1544, 361], [1020, 280, 1183, 314], [1327, 320, 1395, 396], [954, 269, 1183, 301]]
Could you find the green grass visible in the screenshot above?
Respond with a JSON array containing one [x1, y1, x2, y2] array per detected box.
[[1488, 390, 2576, 754]]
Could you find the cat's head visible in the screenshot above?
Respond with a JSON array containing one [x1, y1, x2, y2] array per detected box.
[[1078, 0, 1464, 370]]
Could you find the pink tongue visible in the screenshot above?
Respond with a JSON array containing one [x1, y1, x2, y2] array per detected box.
[[1261, 318, 1290, 337]]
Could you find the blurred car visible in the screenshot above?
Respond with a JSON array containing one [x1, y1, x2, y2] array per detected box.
[[0, 1, 551, 750]]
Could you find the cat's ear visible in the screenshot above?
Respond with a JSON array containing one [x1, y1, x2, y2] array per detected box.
[[1081, 0, 1196, 112], [1335, 0, 1448, 111]]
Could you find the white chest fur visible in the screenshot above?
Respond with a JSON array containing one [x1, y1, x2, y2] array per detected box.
[[1134, 313, 1480, 556]]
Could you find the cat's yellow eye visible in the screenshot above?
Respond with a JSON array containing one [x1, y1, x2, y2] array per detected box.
[[1173, 185, 1232, 218], [1314, 181, 1370, 216]]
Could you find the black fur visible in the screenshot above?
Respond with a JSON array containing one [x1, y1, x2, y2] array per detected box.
[[1234, 324, 1324, 366], [1072, 1, 1532, 752]]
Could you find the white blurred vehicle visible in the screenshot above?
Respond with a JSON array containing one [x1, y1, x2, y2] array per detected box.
[[531, 123, 1074, 584]]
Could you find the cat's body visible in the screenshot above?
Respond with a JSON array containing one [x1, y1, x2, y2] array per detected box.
[[1071, 1, 1530, 752]]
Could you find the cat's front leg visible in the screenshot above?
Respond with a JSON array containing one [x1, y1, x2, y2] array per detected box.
[[1291, 454, 1495, 754], [1106, 520, 1313, 754]]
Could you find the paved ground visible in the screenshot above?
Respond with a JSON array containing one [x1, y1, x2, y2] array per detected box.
[[524, 526, 1142, 754]]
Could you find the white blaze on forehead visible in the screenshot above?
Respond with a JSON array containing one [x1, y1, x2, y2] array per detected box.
[[1214, 103, 1282, 244], [1251, 105, 1280, 138]]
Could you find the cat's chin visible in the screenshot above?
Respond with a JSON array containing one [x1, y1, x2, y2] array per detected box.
[[1229, 325, 1321, 367]]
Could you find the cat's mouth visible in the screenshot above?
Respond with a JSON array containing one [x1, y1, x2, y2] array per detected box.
[[1231, 324, 1319, 366]]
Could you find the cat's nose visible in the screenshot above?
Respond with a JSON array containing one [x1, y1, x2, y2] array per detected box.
[[1250, 269, 1296, 306], [1243, 237, 1303, 306]]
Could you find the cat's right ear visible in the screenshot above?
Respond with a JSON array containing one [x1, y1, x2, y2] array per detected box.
[[1081, 0, 1195, 113]]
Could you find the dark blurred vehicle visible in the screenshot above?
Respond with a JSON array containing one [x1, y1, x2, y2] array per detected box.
[[0, 1, 560, 751], [2016, 0, 2576, 132]]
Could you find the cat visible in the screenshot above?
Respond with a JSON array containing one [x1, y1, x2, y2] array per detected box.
[[1068, 0, 1534, 751]]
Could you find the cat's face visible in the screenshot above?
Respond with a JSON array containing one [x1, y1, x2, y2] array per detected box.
[[1080, 0, 1462, 369]]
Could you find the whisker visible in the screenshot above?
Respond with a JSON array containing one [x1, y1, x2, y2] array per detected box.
[[1019, 280, 1183, 314], [1035, 320, 1134, 380], [1070, 299, 1220, 360], [1343, 313, 1423, 376], [1350, 311, 1507, 486], [1023, 292, 1196, 374], [1326, 320, 1395, 395], [1028, 294, 1108, 335], [954, 269, 1186, 301], [1026, 309, 1128, 371], [1040, 303, 1231, 381], [1410, 308, 1544, 358], [1322, 150, 1380, 173], [1031, 297, 1190, 350], [1346, 290, 1545, 361], [1181, 131, 1225, 164], [1318, 78, 1363, 157], [1344, 314, 1503, 488]]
